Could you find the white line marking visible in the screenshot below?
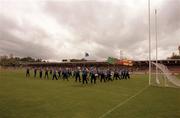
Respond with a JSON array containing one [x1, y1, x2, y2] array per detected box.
[[98, 86, 149, 118]]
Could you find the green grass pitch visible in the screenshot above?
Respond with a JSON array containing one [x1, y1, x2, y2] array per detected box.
[[0, 69, 180, 118]]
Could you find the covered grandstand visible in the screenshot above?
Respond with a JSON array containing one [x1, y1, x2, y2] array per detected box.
[[25, 59, 180, 73]]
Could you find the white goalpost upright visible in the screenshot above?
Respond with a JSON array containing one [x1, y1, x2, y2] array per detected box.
[[155, 9, 160, 85], [148, 0, 151, 86], [148, 1, 180, 88]]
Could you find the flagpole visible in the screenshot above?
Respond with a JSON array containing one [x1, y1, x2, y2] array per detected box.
[[148, 0, 151, 86]]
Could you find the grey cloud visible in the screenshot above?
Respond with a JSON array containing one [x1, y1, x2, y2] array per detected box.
[[0, 0, 179, 61], [159, 0, 180, 34], [0, 14, 58, 60], [153, 0, 180, 55], [44, 1, 149, 59]]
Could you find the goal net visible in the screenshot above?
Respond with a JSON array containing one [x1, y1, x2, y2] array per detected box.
[[150, 62, 180, 88]]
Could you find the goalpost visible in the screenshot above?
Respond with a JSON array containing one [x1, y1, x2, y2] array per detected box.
[[148, 1, 179, 88], [148, 0, 151, 86], [151, 62, 180, 88]]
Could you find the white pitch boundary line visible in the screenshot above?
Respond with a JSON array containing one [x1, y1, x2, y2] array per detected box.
[[98, 85, 149, 118]]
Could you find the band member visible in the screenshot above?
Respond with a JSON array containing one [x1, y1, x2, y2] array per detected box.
[[34, 67, 37, 78], [39, 68, 43, 79], [119, 69, 122, 79], [113, 69, 120, 80], [62, 68, 69, 81], [125, 69, 130, 79], [107, 69, 113, 81], [90, 68, 97, 84], [82, 68, 88, 84], [122, 69, 125, 79], [49, 67, 52, 75], [68, 68, 72, 77], [44, 67, 49, 79], [52, 69, 58, 80], [75, 67, 81, 82], [58, 68, 61, 79], [100, 70, 106, 82], [26, 67, 30, 77]]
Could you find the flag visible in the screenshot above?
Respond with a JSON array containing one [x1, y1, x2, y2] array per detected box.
[[107, 57, 118, 64], [85, 52, 89, 57]]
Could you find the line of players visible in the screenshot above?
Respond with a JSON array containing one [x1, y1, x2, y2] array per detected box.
[[26, 67, 130, 84]]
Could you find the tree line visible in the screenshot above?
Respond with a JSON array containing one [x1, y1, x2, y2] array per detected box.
[[0, 55, 45, 66]]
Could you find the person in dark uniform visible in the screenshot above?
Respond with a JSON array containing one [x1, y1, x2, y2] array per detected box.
[[49, 67, 52, 75], [39, 68, 43, 79], [44, 67, 49, 79], [62, 68, 69, 81], [123, 69, 128, 80], [62, 68, 65, 80], [104, 70, 108, 81], [100, 70, 106, 82], [113, 69, 120, 80], [119, 69, 122, 79], [122, 69, 125, 79], [90, 68, 95, 84], [64, 68, 69, 81], [68, 68, 72, 77], [58, 68, 61, 79], [34, 67, 37, 78], [107, 69, 112, 81], [90, 68, 97, 84], [26, 67, 30, 77], [126, 69, 130, 79], [75, 67, 81, 82], [95, 71, 98, 83], [82, 68, 88, 84], [52, 69, 58, 80]]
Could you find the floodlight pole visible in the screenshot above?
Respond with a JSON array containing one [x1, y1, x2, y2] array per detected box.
[[155, 9, 158, 81], [148, 0, 151, 86]]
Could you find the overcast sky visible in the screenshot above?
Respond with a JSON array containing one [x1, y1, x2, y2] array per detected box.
[[0, 0, 180, 61]]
